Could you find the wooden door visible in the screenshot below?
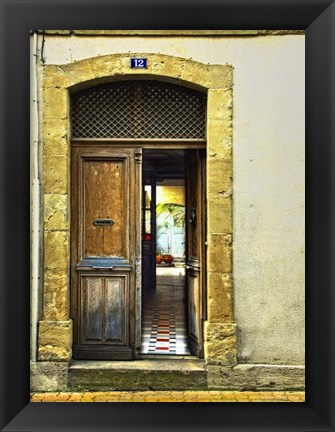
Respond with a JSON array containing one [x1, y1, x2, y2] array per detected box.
[[186, 150, 206, 358], [71, 146, 142, 359]]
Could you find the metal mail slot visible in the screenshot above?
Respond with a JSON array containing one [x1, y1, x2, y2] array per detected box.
[[93, 218, 114, 226]]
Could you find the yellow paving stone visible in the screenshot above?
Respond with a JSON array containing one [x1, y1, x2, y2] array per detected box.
[[119, 395, 136, 402], [285, 396, 305, 402], [145, 397, 179, 402], [133, 396, 154, 402], [30, 396, 44, 402], [93, 396, 119, 402], [247, 394, 274, 400], [144, 391, 185, 402], [196, 393, 234, 402], [67, 393, 83, 402], [34, 393, 61, 402], [238, 391, 260, 396], [207, 398, 237, 402], [232, 394, 251, 401], [168, 393, 186, 402], [88, 392, 116, 402], [30, 391, 305, 403], [139, 392, 172, 402], [49, 393, 71, 402], [81, 393, 96, 402], [184, 391, 201, 397]]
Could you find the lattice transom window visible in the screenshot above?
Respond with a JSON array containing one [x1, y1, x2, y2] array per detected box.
[[71, 80, 207, 139]]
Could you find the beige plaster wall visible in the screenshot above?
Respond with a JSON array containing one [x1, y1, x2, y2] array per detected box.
[[35, 33, 305, 365]]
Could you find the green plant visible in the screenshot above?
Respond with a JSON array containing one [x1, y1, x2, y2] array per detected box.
[[156, 203, 185, 228], [156, 203, 185, 254]]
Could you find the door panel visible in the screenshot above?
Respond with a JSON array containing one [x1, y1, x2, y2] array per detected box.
[[83, 160, 126, 257], [71, 146, 141, 360], [186, 150, 206, 358], [82, 276, 104, 341], [79, 273, 128, 345], [188, 266, 200, 342], [105, 276, 126, 341]]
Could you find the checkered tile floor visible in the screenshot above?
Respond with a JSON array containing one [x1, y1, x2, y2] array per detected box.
[[141, 267, 190, 355]]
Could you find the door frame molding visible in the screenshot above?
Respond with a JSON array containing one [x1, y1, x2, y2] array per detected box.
[[38, 53, 236, 366]]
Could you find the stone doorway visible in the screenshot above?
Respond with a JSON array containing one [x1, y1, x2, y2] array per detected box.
[[36, 54, 236, 386]]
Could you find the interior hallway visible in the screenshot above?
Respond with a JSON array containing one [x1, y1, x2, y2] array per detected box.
[[141, 266, 190, 355]]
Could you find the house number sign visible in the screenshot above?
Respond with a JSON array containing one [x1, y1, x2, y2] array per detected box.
[[130, 58, 147, 68]]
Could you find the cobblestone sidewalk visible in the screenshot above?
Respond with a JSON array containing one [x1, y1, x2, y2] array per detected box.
[[31, 391, 305, 403]]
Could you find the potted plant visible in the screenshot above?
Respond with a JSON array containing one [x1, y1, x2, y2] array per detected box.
[[162, 253, 174, 264]]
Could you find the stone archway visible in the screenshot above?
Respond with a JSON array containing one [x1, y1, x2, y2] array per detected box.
[[37, 53, 236, 368]]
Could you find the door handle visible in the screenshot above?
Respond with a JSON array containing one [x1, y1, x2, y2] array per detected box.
[[185, 265, 192, 270]]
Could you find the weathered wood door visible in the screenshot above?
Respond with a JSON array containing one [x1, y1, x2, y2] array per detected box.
[[71, 146, 142, 360], [186, 150, 206, 358]]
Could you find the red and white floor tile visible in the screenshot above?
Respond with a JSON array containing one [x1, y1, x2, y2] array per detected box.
[[141, 267, 190, 355]]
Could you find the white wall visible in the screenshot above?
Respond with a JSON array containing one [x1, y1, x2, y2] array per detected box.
[[40, 34, 305, 365]]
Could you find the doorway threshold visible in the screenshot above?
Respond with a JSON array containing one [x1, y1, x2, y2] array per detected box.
[[139, 354, 197, 360], [68, 358, 207, 391]]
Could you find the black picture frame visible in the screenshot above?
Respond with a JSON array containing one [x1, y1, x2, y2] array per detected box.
[[1, 1, 334, 431]]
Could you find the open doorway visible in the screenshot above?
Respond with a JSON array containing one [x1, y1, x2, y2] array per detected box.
[[141, 176, 189, 356], [141, 149, 206, 358]]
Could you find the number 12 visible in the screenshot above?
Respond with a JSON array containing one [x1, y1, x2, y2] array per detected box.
[[133, 59, 146, 68]]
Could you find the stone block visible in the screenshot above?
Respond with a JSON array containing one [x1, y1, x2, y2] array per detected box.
[[180, 62, 208, 88], [43, 155, 68, 194], [151, 56, 187, 80], [206, 64, 233, 90], [207, 118, 233, 154], [43, 117, 69, 142], [205, 322, 237, 366], [207, 233, 232, 273], [30, 360, 69, 391], [207, 197, 232, 234], [207, 89, 233, 121], [43, 269, 69, 321], [206, 364, 305, 391], [207, 88, 233, 157], [62, 60, 95, 87], [43, 137, 69, 158], [210, 137, 232, 157], [43, 65, 69, 89], [44, 231, 69, 270], [43, 88, 68, 119], [68, 359, 207, 391], [44, 193, 69, 231], [88, 56, 124, 80], [38, 320, 73, 361], [181, 63, 232, 90], [208, 272, 234, 322], [207, 157, 232, 195]]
